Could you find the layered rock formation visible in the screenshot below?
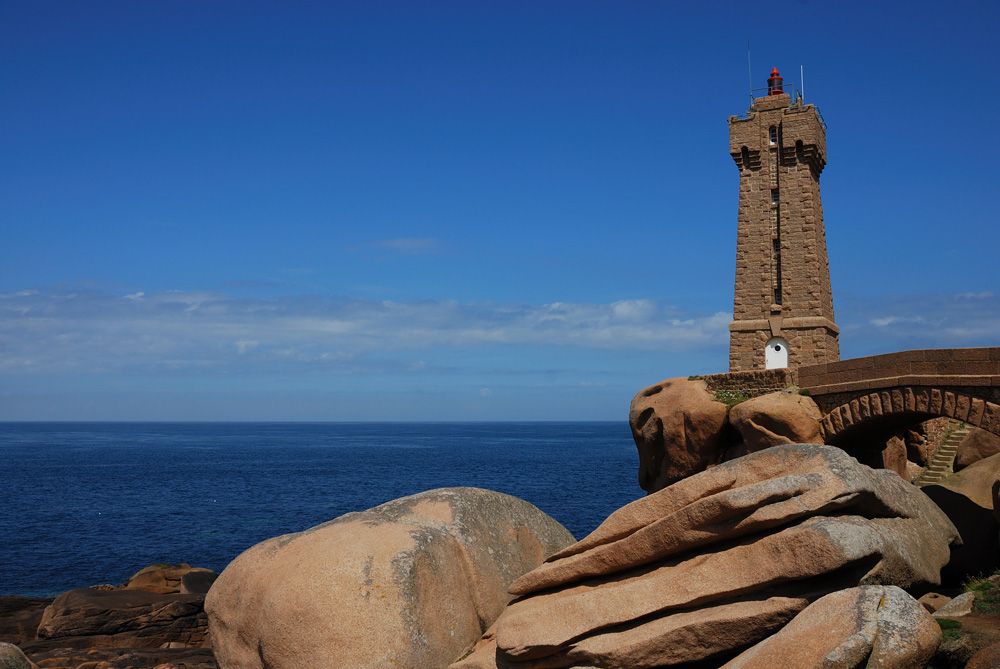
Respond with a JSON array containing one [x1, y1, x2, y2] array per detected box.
[[456, 445, 958, 669], [35, 588, 209, 648], [6, 563, 218, 669], [206, 487, 574, 669]]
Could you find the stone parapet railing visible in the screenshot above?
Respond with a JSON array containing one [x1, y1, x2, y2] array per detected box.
[[797, 347, 1000, 396], [700, 368, 798, 398]]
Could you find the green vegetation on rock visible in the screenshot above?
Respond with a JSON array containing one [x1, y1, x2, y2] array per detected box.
[[714, 389, 749, 407], [937, 617, 962, 641], [965, 570, 1000, 614]]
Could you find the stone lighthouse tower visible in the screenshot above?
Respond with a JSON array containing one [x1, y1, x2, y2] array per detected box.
[[728, 68, 839, 371]]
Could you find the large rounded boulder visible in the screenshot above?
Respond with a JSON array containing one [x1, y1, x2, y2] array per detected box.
[[727, 390, 823, 453], [206, 487, 574, 669], [629, 377, 730, 493], [0, 643, 34, 669], [955, 428, 1000, 471]]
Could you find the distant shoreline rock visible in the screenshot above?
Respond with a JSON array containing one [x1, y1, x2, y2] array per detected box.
[[2, 563, 219, 669]]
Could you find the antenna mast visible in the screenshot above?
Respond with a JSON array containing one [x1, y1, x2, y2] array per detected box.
[[747, 41, 753, 105], [800, 65, 805, 102]]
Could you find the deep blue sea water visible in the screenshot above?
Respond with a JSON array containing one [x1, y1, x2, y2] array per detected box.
[[0, 422, 641, 598]]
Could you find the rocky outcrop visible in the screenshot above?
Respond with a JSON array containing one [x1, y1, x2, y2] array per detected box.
[[881, 434, 912, 480], [124, 563, 217, 595], [728, 391, 822, 453], [922, 452, 1000, 584], [955, 427, 1000, 471], [629, 381, 827, 492], [485, 445, 957, 669], [22, 646, 216, 669], [933, 592, 976, 618], [722, 586, 940, 668], [34, 589, 209, 649], [629, 378, 731, 493], [0, 598, 51, 646], [206, 487, 574, 669]]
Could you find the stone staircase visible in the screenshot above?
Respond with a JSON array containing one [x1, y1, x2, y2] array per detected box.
[[915, 421, 971, 487]]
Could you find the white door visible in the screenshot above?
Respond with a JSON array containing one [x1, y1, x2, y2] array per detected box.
[[765, 337, 789, 369]]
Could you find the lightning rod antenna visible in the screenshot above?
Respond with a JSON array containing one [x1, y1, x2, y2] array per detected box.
[[800, 65, 805, 102], [747, 41, 753, 106]]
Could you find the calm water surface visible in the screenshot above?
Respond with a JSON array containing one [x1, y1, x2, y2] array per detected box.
[[1, 422, 640, 597]]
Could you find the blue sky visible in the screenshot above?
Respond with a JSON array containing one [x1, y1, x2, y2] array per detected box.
[[2, 1, 998, 421]]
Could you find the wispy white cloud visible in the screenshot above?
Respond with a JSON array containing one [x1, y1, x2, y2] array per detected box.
[[869, 315, 924, 327], [0, 287, 730, 375], [838, 290, 1000, 355]]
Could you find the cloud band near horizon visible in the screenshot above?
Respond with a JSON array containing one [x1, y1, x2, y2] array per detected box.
[[0, 286, 731, 375]]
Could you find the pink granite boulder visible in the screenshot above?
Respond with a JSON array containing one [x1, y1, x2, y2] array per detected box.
[[955, 427, 1000, 471], [629, 377, 730, 493], [206, 487, 574, 669], [722, 585, 941, 668], [727, 390, 823, 453]]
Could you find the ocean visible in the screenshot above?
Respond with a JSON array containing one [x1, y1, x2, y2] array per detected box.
[[0, 422, 641, 598]]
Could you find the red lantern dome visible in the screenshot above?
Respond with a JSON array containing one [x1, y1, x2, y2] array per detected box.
[[767, 68, 784, 95]]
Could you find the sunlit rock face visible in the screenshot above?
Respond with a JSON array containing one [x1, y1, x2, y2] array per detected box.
[[206, 487, 574, 669], [487, 445, 958, 669]]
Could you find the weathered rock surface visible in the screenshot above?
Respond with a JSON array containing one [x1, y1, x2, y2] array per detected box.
[[34, 589, 209, 650], [918, 592, 951, 613], [492, 444, 958, 668], [955, 427, 1000, 471], [0, 598, 51, 646], [124, 563, 217, 595], [629, 377, 731, 493], [727, 391, 822, 454], [722, 586, 940, 669], [450, 623, 499, 669], [206, 487, 574, 669], [0, 642, 34, 669], [23, 645, 216, 669], [881, 434, 911, 479], [934, 592, 976, 618], [922, 452, 1000, 584], [967, 642, 1000, 669]]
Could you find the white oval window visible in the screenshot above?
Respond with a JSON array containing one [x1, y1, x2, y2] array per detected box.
[[765, 337, 789, 369]]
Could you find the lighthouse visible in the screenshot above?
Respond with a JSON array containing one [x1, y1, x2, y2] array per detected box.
[[727, 69, 839, 371]]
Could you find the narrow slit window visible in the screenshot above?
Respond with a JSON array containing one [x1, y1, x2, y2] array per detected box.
[[771, 189, 779, 204], [769, 126, 778, 145], [774, 288, 782, 305]]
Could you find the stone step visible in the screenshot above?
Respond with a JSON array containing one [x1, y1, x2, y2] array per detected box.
[[915, 421, 971, 487]]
